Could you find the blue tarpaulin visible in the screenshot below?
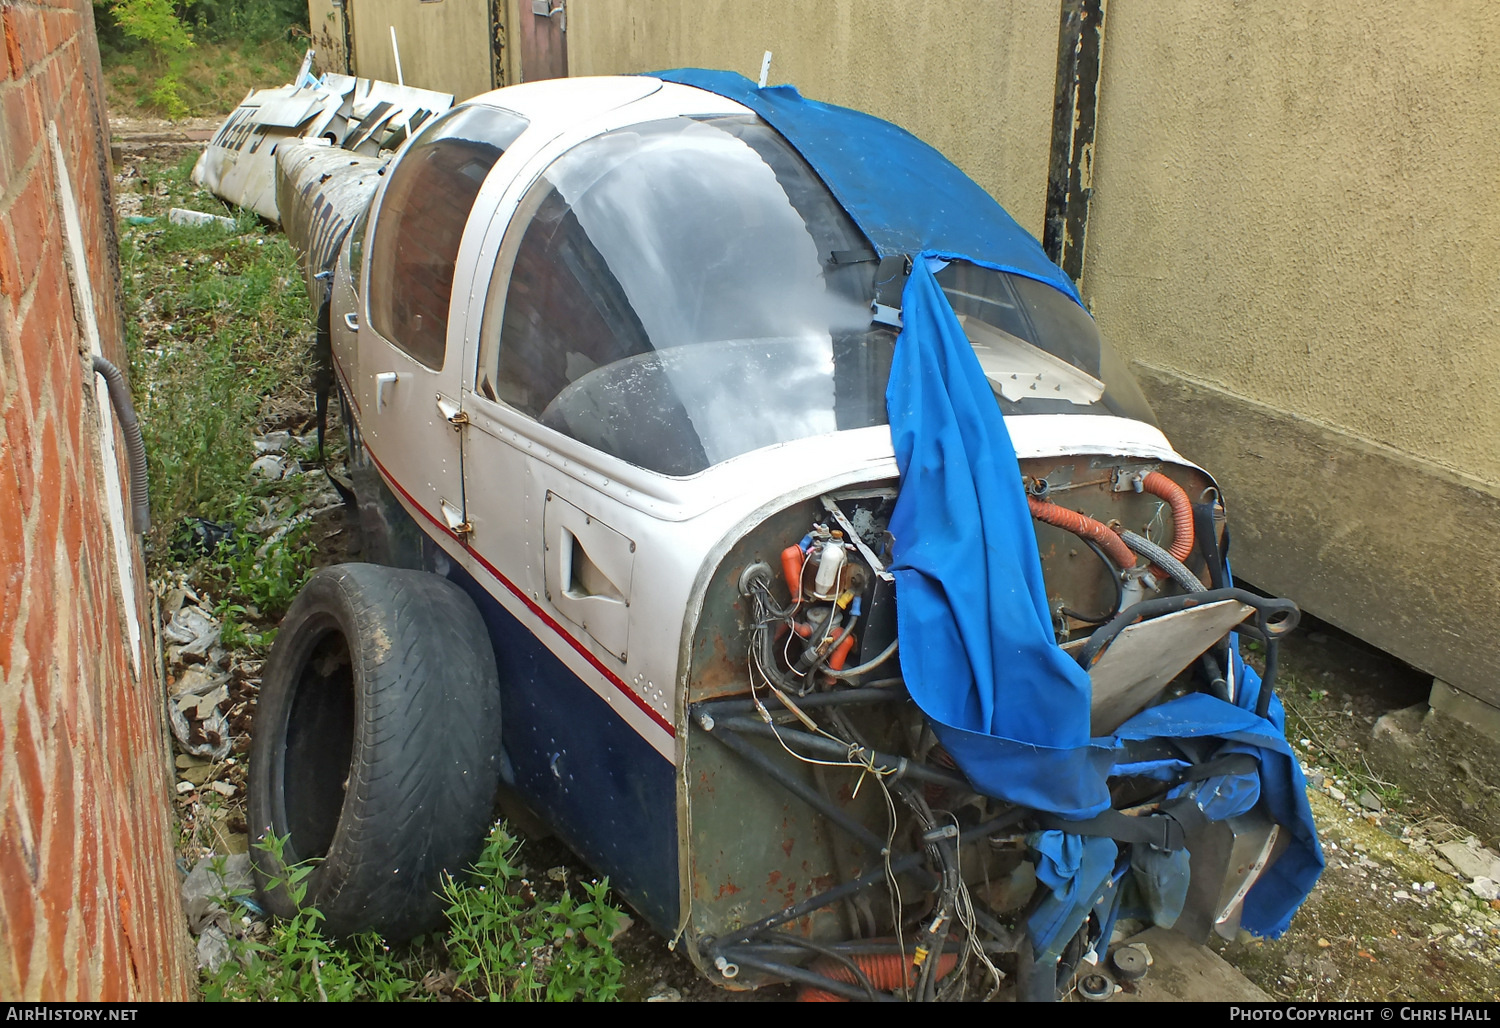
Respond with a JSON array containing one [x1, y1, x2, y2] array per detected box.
[[652, 69, 1080, 304], [655, 68, 1322, 945]]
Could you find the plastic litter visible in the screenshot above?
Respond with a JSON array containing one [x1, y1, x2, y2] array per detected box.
[[181, 853, 253, 935], [168, 207, 237, 230], [170, 517, 235, 559]]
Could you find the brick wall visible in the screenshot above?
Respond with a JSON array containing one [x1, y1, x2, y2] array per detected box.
[[0, 0, 191, 1001]]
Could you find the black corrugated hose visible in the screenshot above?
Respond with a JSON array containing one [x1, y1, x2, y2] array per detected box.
[[91, 354, 149, 533]]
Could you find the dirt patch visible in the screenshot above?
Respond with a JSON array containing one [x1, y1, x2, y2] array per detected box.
[[1216, 612, 1500, 1001]]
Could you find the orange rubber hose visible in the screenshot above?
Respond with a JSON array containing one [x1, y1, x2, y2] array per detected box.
[[826, 631, 858, 671], [781, 544, 806, 604], [1141, 471, 1194, 563], [798, 950, 961, 1001], [1026, 495, 1137, 571]]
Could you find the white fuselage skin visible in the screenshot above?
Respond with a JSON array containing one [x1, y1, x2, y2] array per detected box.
[[328, 76, 1207, 766]]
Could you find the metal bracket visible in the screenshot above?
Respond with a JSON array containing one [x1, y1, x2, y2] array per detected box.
[[1111, 465, 1158, 492], [820, 495, 894, 582]]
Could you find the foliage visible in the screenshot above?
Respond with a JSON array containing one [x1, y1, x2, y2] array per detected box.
[[207, 518, 319, 648], [101, 1, 195, 118], [107, 0, 194, 57], [204, 826, 626, 1003], [121, 155, 311, 541], [97, 1, 308, 116], [147, 72, 191, 119], [202, 834, 420, 1002], [97, 0, 307, 48], [441, 825, 625, 1002], [185, 0, 309, 44]]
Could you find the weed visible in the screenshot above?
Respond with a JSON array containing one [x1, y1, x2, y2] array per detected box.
[[203, 834, 420, 1002], [441, 824, 625, 1002], [205, 826, 625, 1002], [205, 521, 318, 620], [121, 155, 312, 548]]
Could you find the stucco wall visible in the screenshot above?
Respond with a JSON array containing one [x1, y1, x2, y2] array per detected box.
[[307, 0, 347, 77], [1083, 0, 1500, 486], [346, 0, 495, 101], [567, 0, 1059, 240], [1080, 1, 1500, 706]]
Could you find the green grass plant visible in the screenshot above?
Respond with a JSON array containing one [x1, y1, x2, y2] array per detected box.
[[205, 825, 626, 1002]]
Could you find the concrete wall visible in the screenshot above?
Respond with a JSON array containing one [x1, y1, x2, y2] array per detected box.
[[0, 0, 191, 1000], [567, 0, 1500, 714], [1081, 1, 1500, 709], [567, 0, 1059, 240], [344, 0, 497, 101]]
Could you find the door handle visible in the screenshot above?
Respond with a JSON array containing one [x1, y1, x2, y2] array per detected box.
[[344, 311, 360, 331], [375, 372, 399, 411]]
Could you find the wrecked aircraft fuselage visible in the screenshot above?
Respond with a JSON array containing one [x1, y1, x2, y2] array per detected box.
[[192, 72, 450, 224], [242, 71, 1321, 1001]]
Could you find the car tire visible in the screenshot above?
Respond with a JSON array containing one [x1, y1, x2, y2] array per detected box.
[[248, 562, 502, 940]]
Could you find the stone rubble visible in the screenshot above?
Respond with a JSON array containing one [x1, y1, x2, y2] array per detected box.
[[1297, 755, 1500, 970]]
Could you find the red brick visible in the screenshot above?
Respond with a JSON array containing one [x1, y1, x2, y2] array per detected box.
[[1, 91, 40, 188], [46, 312, 79, 408], [59, 470, 83, 561], [17, 297, 53, 420], [114, 874, 140, 992], [21, 553, 55, 687], [0, 813, 37, 989], [98, 922, 124, 1001], [38, 746, 76, 932], [3, 7, 51, 72], [0, 216, 21, 302], [42, 10, 77, 54], [7, 169, 50, 300], [10, 702, 44, 851], [61, 372, 84, 458], [38, 943, 66, 998], [5, 397, 33, 509], [51, 612, 78, 743], [43, 57, 65, 117], [0, 454, 22, 668], [2, 9, 23, 81], [29, 416, 62, 557], [76, 832, 98, 951]]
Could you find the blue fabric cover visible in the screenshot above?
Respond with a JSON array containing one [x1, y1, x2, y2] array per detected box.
[[656, 69, 1321, 943], [650, 69, 1080, 304], [887, 257, 1322, 940], [1028, 831, 1118, 965]]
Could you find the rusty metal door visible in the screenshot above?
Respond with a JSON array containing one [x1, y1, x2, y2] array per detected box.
[[519, 0, 568, 82]]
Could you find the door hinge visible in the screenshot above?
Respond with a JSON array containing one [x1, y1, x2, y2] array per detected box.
[[440, 498, 472, 540]]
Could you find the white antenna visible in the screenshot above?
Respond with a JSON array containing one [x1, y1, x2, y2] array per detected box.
[[758, 50, 772, 89], [390, 25, 404, 86]]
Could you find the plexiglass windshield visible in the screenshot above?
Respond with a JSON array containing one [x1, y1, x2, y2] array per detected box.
[[477, 114, 1152, 476]]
